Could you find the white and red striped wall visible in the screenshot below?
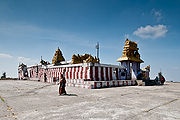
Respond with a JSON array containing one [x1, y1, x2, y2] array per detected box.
[[33, 63, 125, 82], [89, 65, 120, 81], [23, 63, 132, 88]]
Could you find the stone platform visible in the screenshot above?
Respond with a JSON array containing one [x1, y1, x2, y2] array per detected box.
[[66, 79, 137, 89], [0, 80, 179, 120]]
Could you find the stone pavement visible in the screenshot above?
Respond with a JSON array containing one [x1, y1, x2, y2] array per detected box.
[[0, 80, 179, 120]]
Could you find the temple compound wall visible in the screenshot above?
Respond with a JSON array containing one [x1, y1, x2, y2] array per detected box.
[[25, 63, 134, 89]]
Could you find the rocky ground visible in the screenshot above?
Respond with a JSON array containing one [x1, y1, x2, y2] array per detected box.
[[0, 80, 179, 120]]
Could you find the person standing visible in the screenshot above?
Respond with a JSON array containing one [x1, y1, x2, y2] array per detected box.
[[58, 74, 67, 95]]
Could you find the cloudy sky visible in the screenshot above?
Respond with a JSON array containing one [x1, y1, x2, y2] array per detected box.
[[0, 0, 180, 81]]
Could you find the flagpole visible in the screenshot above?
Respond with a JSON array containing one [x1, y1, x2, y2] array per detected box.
[[96, 42, 99, 59]]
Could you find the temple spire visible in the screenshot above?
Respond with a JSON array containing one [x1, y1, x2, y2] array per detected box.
[[52, 47, 65, 65]]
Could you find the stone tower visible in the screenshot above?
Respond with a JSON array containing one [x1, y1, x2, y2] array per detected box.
[[52, 47, 65, 65], [117, 39, 144, 79]]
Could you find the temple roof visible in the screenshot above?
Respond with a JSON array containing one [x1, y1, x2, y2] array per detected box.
[[117, 56, 143, 63]]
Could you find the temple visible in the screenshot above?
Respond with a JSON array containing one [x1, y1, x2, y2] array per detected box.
[[18, 39, 158, 89]]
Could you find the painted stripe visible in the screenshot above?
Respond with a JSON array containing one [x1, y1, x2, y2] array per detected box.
[[83, 67, 85, 79], [87, 67, 90, 80], [108, 67, 110, 81], [113, 81, 115, 86], [117, 81, 120, 86], [122, 81, 124, 86], [95, 66, 99, 81], [81, 67, 83, 79], [98, 67, 101, 81], [63, 67, 65, 73], [54, 70, 56, 78], [76, 67, 79, 79], [78, 67, 81, 79], [116, 68, 118, 80], [107, 82, 109, 87], [106, 67, 109, 81], [90, 66, 93, 81], [56, 71, 57, 78], [70, 67, 73, 79], [126, 81, 129, 85], [74, 67, 76, 79], [101, 67, 104, 81], [66, 67, 69, 79], [110, 67, 112, 80], [131, 80, 134, 85], [103, 67, 106, 81], [85, 67, 88, 79], [72, 67, 75, 79], [93, 67, 95, 81], [75, 67, 78, 79], [94, 82, 97, 89]]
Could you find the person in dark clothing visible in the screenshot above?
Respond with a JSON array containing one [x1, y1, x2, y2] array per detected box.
[[161, 75, 165, 85], [58, 74, 67, 95], [158, 72, 165, 85]]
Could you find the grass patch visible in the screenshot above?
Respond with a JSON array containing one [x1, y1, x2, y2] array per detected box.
[[0, 96, 5, 102]]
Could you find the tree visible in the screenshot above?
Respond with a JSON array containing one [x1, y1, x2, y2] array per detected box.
[[1, 72, 6, 79]]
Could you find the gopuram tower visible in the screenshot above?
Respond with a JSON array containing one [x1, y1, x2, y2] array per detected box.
[[117, 39, 144, 79], [52, 47, 65, 65]]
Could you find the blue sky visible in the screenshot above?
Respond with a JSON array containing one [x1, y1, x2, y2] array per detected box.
[[0, 0, 180, 81]]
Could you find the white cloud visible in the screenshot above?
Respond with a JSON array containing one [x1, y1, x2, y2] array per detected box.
[[0, 53, 13, 58], [133, 25, 168, 39], [18, 56, 38, 65], [151, 9, 163, 22]]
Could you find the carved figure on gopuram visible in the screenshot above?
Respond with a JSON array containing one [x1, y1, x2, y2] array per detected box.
[[71, 54, 99, 64]]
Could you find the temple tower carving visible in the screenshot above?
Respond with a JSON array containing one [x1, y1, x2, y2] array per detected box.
[[71, 54, 99, 64], [52, 47, 65, 65]]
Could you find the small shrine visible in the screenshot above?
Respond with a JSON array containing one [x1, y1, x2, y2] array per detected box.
[[18, 63, 28, 79], [117, 39, 144, 79]]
